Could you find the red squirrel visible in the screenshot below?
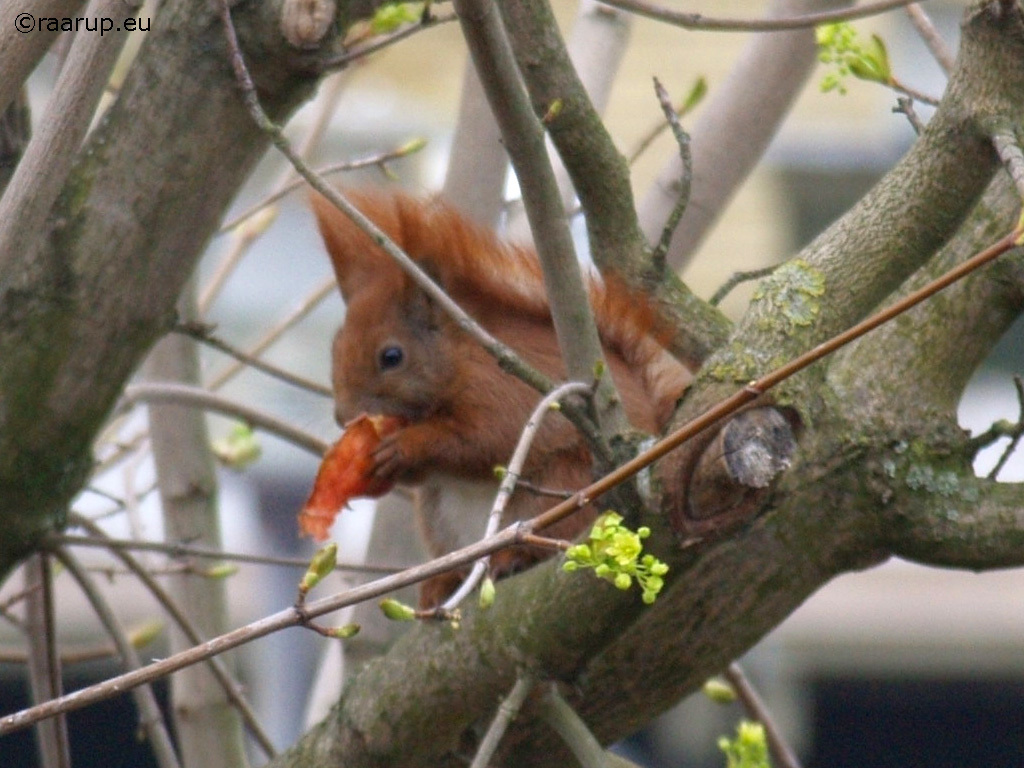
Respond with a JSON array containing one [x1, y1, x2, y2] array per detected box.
[[311, 189, 692, 606]]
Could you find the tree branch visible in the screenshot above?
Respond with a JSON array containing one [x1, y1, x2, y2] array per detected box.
[[499, 0, 730, 369], [120, 382, 329, 456], [638, 0, 855, 271], [51, 547, 182, 768], [828, 171, 1024, 426], [453, 0, 628, 439], [886, 472, 1024, 569], [0, 0, 133, 283], [599, 0, 922, 31], [144, 286, 250, 768], [0, 0, 367, 581], [719, 2, 1024, 378], [441, 59, 508, 226], [0, 0, 85, 114]]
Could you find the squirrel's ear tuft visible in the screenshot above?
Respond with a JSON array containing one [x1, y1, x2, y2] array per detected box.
[[310, 189, 404, 300]]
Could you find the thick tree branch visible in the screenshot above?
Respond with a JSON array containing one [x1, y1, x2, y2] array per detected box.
[[0, 0, 85, 114], [441, 60, 508, 226], [499, 0, 730, 368], [0, 0, 133, 284], [886, 471, 1024, 569], [717, 2, 1024, 383], [144, 287, 249, 768], [0, 0, 364, 581], [453, 0, 628, 438], [829, 171, 1024, 425]]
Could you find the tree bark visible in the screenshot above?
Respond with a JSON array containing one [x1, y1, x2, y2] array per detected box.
[[0, 0, 370, 582]]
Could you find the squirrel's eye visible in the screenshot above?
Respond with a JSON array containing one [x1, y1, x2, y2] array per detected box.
[[378, 345, 404, 371]]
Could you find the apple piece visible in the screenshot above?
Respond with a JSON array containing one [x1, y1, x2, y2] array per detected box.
[[298, 414, 404, 541]]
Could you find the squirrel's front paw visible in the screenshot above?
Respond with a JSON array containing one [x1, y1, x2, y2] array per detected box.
[[370, 432, 408, 482]]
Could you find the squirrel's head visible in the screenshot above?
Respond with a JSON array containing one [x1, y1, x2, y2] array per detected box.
[[311, 189, 459, 425]]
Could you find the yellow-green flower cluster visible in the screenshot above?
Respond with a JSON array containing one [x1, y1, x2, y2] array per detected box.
[[816, 22, 891, 94], [718, 721, 771, 768], [563, 512, 669, 604]]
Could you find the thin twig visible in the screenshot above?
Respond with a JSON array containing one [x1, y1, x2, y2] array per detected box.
[[200, 72, 351, 314], [650, 77, 692, 268], [725, 662, 802, 768], [987, 375, 1024, 480], [208, 276, 337, 391], [626, 78, 705, 168], [320, 10, 458, 70], [893, 97, 925, 136], [537, 684, 609, 767], [709, 265, 780, 307], [470, 673, 537, 768], [174, 322, 333, 398], [24, 555, 71, 768], [68, 515, 278, 759], [51, 532, 408, 575], [515, 479, 573, 500], [992, 129, 1024, 205], [217, 148, 424, 235], [890, 77, 940, 107], [51, 547, 182, 768], [0, 583, 37, 628], [119, 382, 329, 456], [0, 639, 152, 666], [905, 3, 955, 74], [598, 0, 923, 32], [441, 382, 592, 612]]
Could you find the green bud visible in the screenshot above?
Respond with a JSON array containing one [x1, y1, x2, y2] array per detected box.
[[212, 423, 262, 469], [479, 577, 496, 610], [202, 563, 239, 580], [542, 99, 563, 124], [329, 623, 361, 639], [128, 620, 164, 649], [380, 598, 417, 621], [300, 543, 338, 595], [702, 678, 737, 704], [719, 720, 769, 768], [397, 137, 428, 156], [680, 76, 708, 116], [370, 2, 422, 33], [565, 544, 591, 561]]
